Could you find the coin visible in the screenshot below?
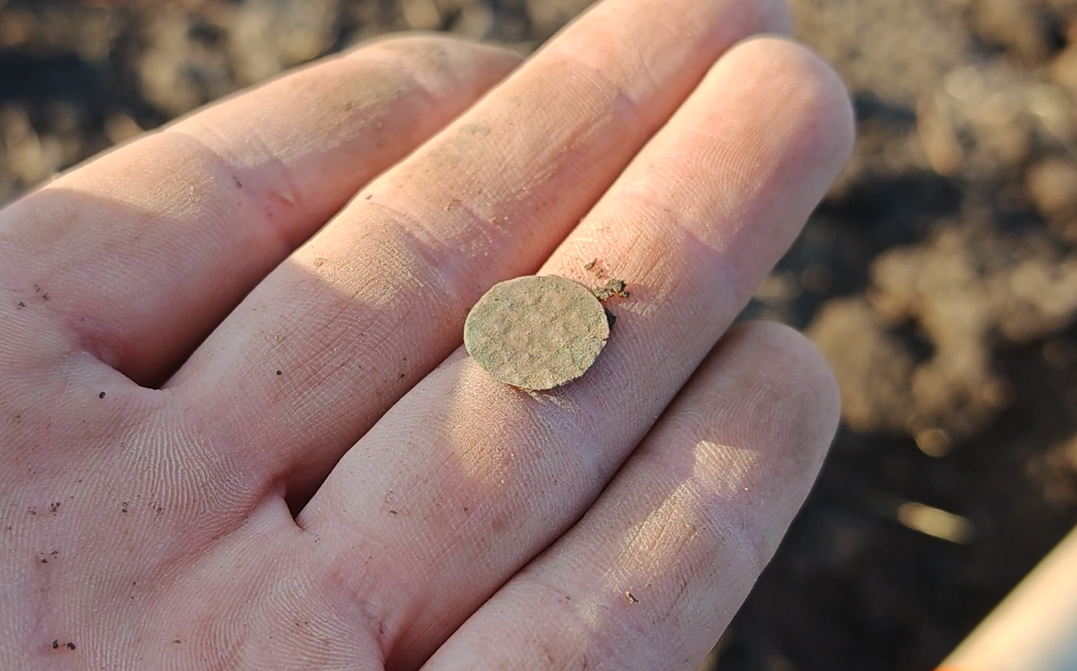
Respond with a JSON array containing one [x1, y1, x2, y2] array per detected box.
[[463, 275, 610, 390]]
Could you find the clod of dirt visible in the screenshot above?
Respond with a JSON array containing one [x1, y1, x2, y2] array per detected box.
[[967, 0, 1060, 65], [1048, 40, 1077, 94], [809, 297, 919, 435], [1027, 157, 1077, 239], [918, 62, 1072, 179], [464, 275, 610, 391], [592, 278, 630, 301], [811, 223, 1077, 441]]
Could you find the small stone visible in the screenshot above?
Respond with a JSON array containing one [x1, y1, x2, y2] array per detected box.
[[464, 275, 610, 390]]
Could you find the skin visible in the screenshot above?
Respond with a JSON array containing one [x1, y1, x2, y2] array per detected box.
[[0, 0, 854, 669]]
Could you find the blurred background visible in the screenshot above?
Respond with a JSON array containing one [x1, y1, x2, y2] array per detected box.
[[2, 0, 1077, 669]]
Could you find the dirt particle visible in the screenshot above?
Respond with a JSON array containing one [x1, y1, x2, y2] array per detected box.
[[48, 502, 60, 513], [461, 123, 491, 135], [52, 640, 58, 649], [592, 278, 630, 301], [584, 258, 610, 280], [66, 642, 75, 650], [40, 557, 47, 563], [16, 301, 24, 308], [98, 391, 105, 399], [233, 176, 242, 189], [121, 502, 128, 513], [624, 591, 639, 604], [275, 370, 282, 376]]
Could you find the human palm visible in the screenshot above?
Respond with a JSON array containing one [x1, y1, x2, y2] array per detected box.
[[0, 0, 853, 668]]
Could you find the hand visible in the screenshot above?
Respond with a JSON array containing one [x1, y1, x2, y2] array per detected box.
[[0, 0, 853, 668]]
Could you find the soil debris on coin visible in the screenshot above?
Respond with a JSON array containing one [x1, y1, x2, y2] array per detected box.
[[583, 258, 630, 301], [464, 275, 611, 390], [592, 278, 630, 301]]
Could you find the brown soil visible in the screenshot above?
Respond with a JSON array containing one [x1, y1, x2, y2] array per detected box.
[[2, 0, 1076, 669]]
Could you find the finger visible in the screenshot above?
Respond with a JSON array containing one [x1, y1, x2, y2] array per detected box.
[[0, 36, 521, 383], [173, 0, 794, 502], [422, 322, 839, 671], [301, 37, 854, 668]]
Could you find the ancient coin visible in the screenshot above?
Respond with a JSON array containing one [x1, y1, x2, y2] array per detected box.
[[464, 275, 610, 390]]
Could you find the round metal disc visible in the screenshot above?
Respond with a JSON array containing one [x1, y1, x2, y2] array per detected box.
[[464, 275, 610, 390]]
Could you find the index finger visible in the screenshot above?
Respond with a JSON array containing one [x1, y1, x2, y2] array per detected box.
[[0, 36, 521, 383]]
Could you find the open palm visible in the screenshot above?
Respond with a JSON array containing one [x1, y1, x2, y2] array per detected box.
[[0, 0, 853, 668]]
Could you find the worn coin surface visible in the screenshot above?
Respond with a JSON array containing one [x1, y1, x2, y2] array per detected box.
[[463, 275, 610, 390]]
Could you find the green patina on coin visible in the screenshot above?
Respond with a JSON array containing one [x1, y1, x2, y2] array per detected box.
[[464, 275, 611, 390]]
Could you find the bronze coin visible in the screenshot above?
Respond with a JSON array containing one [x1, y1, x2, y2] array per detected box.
[[464, 275, 610, 390]]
